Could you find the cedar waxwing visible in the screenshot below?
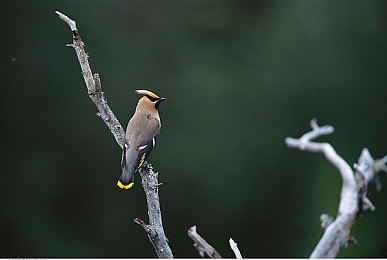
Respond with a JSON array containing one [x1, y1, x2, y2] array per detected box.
[[117, 90, 166, 189]]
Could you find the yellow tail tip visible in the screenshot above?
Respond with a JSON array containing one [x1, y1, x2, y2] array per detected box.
[[117, 181, 134, 189]]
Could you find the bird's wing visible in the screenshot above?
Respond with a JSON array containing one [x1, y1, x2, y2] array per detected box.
[[126, 116, 160, 149], [136, 116, 161, 146]]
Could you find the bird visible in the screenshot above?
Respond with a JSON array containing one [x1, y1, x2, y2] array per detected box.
[[117, 89, 166, 189]]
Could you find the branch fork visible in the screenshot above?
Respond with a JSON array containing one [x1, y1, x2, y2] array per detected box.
[[286, 119, 386, 258]]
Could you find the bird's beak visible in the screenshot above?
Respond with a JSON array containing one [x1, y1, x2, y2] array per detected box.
[[155, 97, 166, 109]]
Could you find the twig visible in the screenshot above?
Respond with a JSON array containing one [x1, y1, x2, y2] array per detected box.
[[56, 11, 173, 258], [134, 162, 173, 258], [285, 119, 386, 258], [229, 238, 243, 259], [188, 226, 222, 258]]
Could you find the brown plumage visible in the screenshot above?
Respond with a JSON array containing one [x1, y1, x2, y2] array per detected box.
[[117, 90, 166, 189]]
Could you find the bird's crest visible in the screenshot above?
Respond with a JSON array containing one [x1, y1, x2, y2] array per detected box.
[[136, 90, 160, 99]]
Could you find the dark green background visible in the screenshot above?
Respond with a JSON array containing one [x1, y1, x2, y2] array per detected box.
[[1, 0, 387, 257]]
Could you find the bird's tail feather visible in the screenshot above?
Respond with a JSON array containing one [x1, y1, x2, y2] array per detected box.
[[117, 173, 134, 189], [117, 146, 137, 189]]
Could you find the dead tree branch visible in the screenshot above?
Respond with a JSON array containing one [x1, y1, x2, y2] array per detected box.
[[229, 238, 243, 259], [134, 162, 173, 258], [56, 11, 173, 258], [285, 119, 387, 258], [55, 11, 125, 147], [188, 226, 222, 258]]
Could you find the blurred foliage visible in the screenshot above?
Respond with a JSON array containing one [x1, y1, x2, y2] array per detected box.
[[1, 0, 387, 257]]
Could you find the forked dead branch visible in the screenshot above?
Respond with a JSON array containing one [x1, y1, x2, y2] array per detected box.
[[286, 119, 387, 258]]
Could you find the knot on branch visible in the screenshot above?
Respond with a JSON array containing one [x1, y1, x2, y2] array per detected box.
[[91, 73, 102, 95], [341, 235, 357, 249], [320, 214, 334, 230]]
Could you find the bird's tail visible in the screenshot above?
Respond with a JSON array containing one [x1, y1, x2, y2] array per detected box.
[[117, 145, 137, 189]]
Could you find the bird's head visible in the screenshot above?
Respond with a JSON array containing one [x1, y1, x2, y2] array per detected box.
[[135, 89, 166, 110]]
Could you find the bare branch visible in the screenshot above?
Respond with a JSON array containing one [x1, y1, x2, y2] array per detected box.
[[229, 238, 243, 259], [56, 11, 77, 31], [285, 119, 386, 258], [55, 10, 125, 147], [56, 11, 173, 258], [134, 162, 173, 258], [188, 226, 222, 258]]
